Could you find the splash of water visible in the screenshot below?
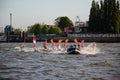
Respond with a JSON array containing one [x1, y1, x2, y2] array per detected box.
[[80, 43, 100, 55], [14, 45, 65, 54], [14, 43, 100, 54]]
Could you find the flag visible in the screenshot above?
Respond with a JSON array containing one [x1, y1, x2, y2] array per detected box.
[[65, 39, 69, 43], [81, 40, 84, 47], [58, 39, 62, 43], [74, 38, 78, 43], [50, 39, 54, 43], [44, 40, 47, 46], [33, 37, 36, 44]]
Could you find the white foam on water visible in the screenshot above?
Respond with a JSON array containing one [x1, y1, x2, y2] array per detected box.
[[80, 43, 100, 55], [14, 47, 36, 52], [22, 47, 35, 52], [14, 47, 20, 50], [14, 43, 100, 54], [14, 45, 65, 54]]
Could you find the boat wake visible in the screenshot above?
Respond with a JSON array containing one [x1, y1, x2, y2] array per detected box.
[[81, 43, 100, 55]]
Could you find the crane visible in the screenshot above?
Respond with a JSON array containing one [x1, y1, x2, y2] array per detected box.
[[75, 16, 81, 27]]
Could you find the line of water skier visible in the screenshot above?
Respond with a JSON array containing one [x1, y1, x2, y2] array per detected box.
[[20, 37, 96, 52]]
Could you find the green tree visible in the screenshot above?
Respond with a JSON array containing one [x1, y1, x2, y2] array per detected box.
[[89, 0, 100, 33], [13, 28, 21, 35], [53, 27, 62, 34], [55, 16, 73, 31], [0, 32, 4, 36], [48, 26, 54, 34], [41, 25, 49, 35], [89, 0, 120, 33], [103, 0, 120, 33], [28, 23, 63, 35], [99, 0, 104, 32], [115, 1, 120, 33], [33, 24, 42, 35], [28, 23, 43, 35]]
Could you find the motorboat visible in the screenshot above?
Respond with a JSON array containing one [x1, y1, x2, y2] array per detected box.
[[67, 45, 80, 54]]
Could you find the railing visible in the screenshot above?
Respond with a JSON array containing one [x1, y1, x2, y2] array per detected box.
[[67, 34, 120, 37]]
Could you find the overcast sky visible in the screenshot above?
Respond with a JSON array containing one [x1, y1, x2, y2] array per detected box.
[[0, 0, 99, 30]]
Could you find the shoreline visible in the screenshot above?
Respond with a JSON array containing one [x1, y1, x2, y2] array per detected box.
[[0, 34, 120, 43], [0, 37, 120, 43]]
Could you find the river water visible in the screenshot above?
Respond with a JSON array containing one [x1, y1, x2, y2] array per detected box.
[[0, 42, 120, 80]]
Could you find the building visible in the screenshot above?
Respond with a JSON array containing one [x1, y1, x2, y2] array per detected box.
[[64, 21, 88, 34], [64, 26, 75, 34], [74, 21, 88, 33]]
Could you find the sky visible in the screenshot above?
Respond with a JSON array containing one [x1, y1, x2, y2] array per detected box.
[[0, 0, 99, 30]]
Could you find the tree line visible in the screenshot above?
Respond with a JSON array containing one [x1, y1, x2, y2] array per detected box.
[[27, 24, 62, 36], [11, 0, 120, 35], [89, 0, 120, 33], [11, 16, 73, 35]]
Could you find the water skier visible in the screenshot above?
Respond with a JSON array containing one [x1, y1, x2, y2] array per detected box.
[[50, 39, 54, 49], [20, 42, 24, 51], [43, 40, 47, 49], [64, 39, 69, 50], [33, 37, 37, 51], [78, 42, 81, 50], [93, 42, 96, 51]]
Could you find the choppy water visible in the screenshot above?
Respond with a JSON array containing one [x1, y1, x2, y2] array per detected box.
[[0, 42, 120, 80]]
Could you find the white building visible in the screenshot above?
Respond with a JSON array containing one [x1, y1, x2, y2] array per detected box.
[[74, 21, 88, 33]]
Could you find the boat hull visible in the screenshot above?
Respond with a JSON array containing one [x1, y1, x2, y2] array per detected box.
[[67, 49, 80, 55]]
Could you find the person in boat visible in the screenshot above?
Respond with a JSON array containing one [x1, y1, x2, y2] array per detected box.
[[70, 45, 73, 48], [67, 44, 81, 54], [43, 40, 47, 49], [74, 44, 77, 48], [74, 44, 80, 50], [67, 45, 73, 49], [67, 45, 74, 52]]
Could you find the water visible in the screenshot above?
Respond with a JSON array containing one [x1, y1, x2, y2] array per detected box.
[[0, 42, 120, 80]]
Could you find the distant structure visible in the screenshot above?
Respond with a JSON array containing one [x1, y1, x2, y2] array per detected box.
[[75, 16, 81, 27], [4, 25, 13, 36], [74, 16, 88, 33], [64, 16, 88, 34], [64, 26, 74, 34], [4, 13, 13, 36], [10, 13, 12, 27]]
